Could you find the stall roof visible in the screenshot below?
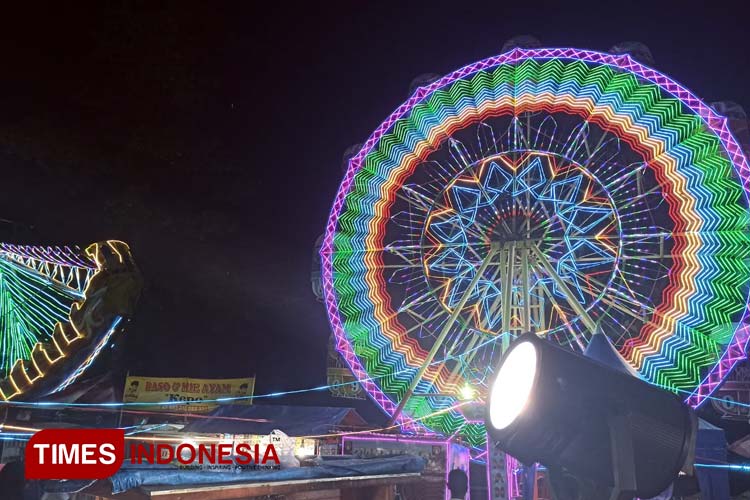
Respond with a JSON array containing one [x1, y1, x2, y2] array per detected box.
[[43, 374, 118, 404], [78, 455, 426, 496], [181, 404, 369, 436]]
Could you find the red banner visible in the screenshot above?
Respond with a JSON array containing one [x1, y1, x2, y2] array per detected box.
[[25, 429, 125, 479]]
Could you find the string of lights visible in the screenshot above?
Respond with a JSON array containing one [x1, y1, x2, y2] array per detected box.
[[0, 346, 748, 417], [0, 402, 469, 444], [695, 463, 750, 472], [12, 404, 275, 424], [0, 328, 506, 408]]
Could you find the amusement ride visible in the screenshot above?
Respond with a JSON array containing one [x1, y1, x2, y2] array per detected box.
[[321, 43, 750, 449], [0, 241, 141, 402]]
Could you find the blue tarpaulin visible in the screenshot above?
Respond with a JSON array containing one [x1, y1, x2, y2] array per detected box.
[[108, 455, 425, 494], [695, 419, 730, 500]]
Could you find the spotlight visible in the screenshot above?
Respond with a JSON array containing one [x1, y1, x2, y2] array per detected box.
[[488, 341, 537, 429], [486, 334, 697, 500]]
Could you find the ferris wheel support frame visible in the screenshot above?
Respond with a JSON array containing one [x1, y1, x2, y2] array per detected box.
[[388, 243, 499, 425], [387, 234, 609, 429]]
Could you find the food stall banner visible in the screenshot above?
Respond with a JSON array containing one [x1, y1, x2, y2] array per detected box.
[[123, 376, 254, 413]]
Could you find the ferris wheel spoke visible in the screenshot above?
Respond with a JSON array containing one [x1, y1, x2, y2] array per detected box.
[[599, 294, 649, 324], [543, 232, 672, 242], [538, 244, 616, 274], [426, 204, 495, 242], [332, 238, 493, 258], [525, 181, 555, 224], [581, 128, 614, 166], [399, 303, 449, 337], [616, 264, 662, 299], [444, 335, 482, 386], [544, 266, 608, 312], [567, 265, 654, 322], [396, 268, 471, 315], [547, 254, 617, 264], [540, 230, 671, 260], [603, 162, 649, 191], [574, 271, 642, 322], [386, 245, 423, 268], [535, 279, 587, 351], [528, 243, 599, 337], [612, 183, 663, 212], [383, 241, 489, 253], [444, 329, 505, 388], [439, 314, 476, 368], [422, 160, 459, 187], [399, 185, 435, 212], [590, 293, 646, 346], [607, 285, 655, 317]]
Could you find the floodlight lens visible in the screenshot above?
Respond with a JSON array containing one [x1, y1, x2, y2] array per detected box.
[[489, 341, 537, 430]]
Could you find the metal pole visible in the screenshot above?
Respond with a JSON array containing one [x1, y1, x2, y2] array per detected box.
[[501, 242, 515, 351], [521, 245, 531, 331], [117, 370, 129, 429]]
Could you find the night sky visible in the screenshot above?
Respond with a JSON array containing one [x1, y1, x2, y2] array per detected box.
[[0, 3, 747, 410]]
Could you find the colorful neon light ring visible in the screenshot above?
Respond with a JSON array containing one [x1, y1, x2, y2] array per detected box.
[[321, 48, 750, 446]]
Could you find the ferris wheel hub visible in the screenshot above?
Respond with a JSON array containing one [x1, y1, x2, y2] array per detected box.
[[421, 150, 620, 337]]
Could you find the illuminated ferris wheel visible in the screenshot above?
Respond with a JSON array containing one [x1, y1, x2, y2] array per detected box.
[[321, 46, 750, 447]]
